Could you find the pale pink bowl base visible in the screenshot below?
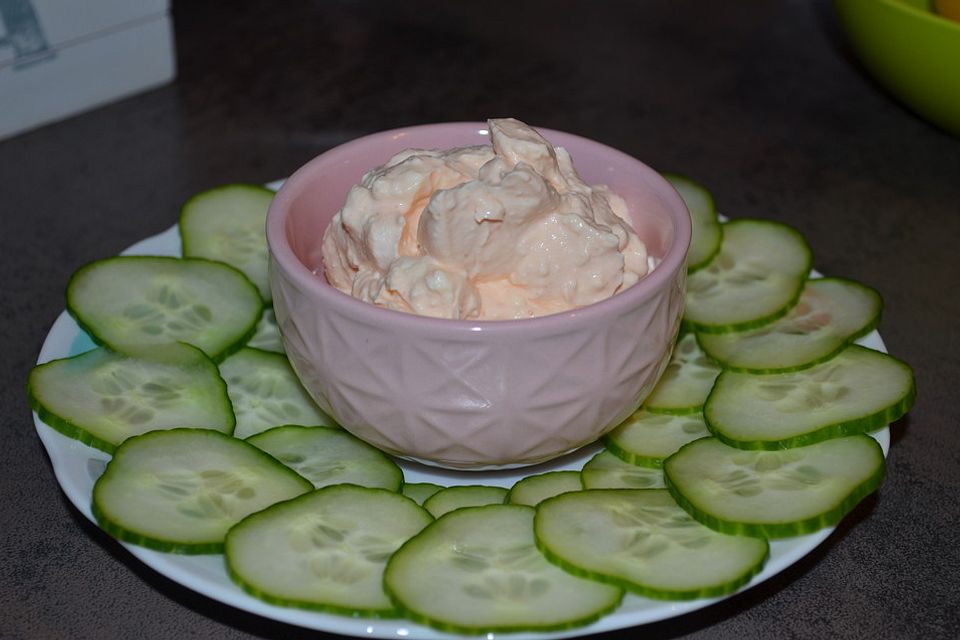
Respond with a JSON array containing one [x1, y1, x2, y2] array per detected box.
[[267, 122, 690, 469]]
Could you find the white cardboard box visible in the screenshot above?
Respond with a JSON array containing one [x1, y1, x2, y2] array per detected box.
[[0, 0, 175, 140]]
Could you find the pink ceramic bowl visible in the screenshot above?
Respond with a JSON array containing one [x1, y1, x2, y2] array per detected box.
[[266, 122, 690, 469]]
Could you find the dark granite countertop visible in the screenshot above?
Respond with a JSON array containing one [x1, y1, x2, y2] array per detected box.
[[3, 1, 958, 638]]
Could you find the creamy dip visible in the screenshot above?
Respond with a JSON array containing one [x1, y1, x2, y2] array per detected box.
[[320, 118, 652, 319]]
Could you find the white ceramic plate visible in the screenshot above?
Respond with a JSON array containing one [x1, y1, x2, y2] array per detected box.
[[32, 224, 890, 640]]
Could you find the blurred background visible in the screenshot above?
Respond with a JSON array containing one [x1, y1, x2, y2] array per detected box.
[[3, 1, 958, 639]]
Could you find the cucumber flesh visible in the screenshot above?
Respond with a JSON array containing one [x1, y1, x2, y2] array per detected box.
[[644, 333, 721, 414], [663, 174, 722, 272], [226, 485, 433, 616], [704, 344, 915, 449], [28, 344, 235, 453], [246, 425, 403, 492], [219, 347, 338, 439], [603, 410, 710, 468], [402, 482, 445, 505], [92, 428, 312, 553], [581, 451, 665, 490], [384, 505, 623, 634], [664, 435, 886, 538], [535, 489, 769, 600], [684, 219, 812, 334], [423, 485, 508, 518], [247, 308, 284, 353], [67, 256, 262, 362], [696, 277, 883, 373], [506, 471, 583, 506], [179, 183, 276, 303]]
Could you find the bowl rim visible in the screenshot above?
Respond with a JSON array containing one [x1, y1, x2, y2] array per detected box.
[[266, 121, 691, 335], [837, 0, 960, 34]]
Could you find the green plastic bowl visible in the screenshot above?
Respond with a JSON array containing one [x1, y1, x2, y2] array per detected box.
[[833, 0, 960, 135]]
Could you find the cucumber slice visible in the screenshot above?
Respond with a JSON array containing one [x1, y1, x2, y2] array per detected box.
[[663, 174, 722, 272], [664, 435, 885, 538], [402, 482, 445, 505], [506, 471, 583, 506], [218, 347, 338, 439], [603, 411, 710, 468], [704, 344, 915, 449], [246, 425, 403, 492], [28, 344, 235, 453], [581, 451, 665, 489], [535, 489, 769, 600], [384, 505, 624, 634], [247, 308, 284, 353], [226, 484, 433, 617], [179, 183, 275, 303], [423, 485, 508, 518], [696, 277, 883, 373], [684, 219, 812, 334], [67, 256, 262, 362], [644, 333, 721, 414], [92, 428, 312, 553]]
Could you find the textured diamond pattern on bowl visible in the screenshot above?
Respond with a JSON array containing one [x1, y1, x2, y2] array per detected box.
[[272, 259, 684, 469]]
